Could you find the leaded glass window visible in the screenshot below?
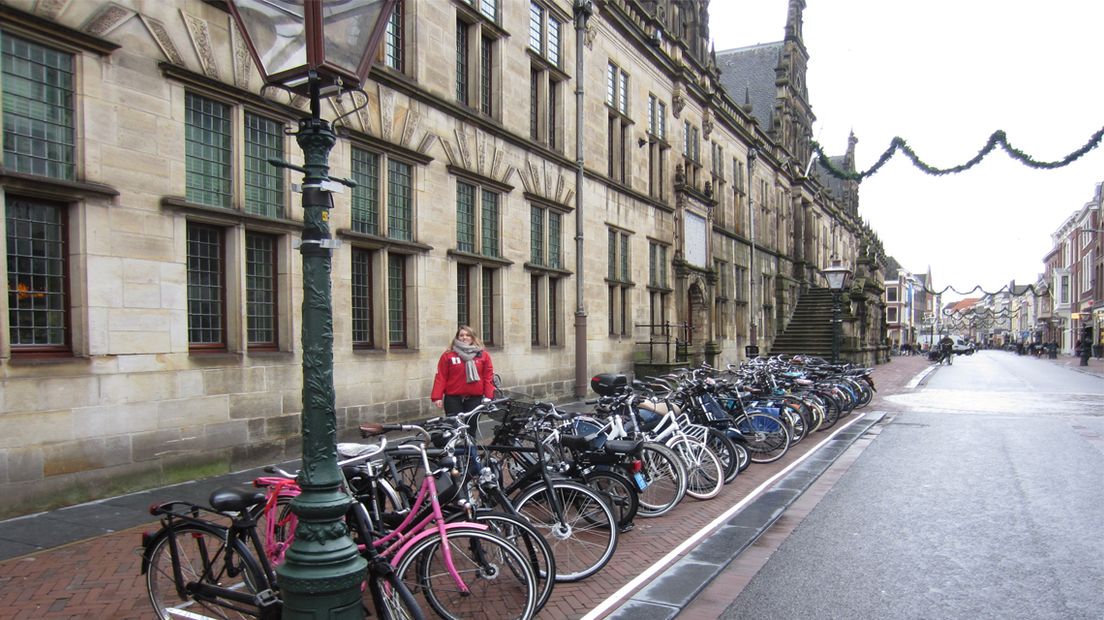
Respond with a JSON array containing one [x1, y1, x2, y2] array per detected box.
[[351, 248, 373, 347], [457, 182, 475, 252], [6, 197, 67, 350], [388, 253, 406, 347], [387, 160, 412, 240], [244, 113, 284, 218], [187, 223, 224, 347], [245, 232, 276, 347], [185, 93, 232, 207], [1, 33, 74, 180], [351, 147, 380, 235]]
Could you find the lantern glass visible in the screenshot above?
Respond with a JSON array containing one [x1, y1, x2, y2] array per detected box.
[[229, 0, 398, 92], [822, 259, 853, 291], [232, 0, 308, 79]]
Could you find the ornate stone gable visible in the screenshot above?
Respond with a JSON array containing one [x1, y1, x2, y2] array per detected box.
[[439, 125, 516, 188]]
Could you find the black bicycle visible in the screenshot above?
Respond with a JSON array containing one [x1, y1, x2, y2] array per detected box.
[[141, 481, 423, 619]]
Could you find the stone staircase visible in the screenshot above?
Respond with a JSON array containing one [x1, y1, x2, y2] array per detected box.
[[769, 286, 842, 358]]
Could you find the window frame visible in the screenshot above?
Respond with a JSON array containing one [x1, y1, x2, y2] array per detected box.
[[607, 227, 634, 337], [455, 5, 503, 119], [244, 231, 279, 350], [5, 195, 72, 356], [186, 222, 228, 351]]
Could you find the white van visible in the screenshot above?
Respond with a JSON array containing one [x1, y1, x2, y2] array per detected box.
[[951, 336, 975, 355]]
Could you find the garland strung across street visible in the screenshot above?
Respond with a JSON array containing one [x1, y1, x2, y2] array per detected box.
[[941, 307, 1013, 319], [917, 283, 1049, 297], [812, 127, 1104, 182]]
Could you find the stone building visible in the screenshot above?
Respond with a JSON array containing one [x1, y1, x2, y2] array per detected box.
[[0, 0, 885, 517]]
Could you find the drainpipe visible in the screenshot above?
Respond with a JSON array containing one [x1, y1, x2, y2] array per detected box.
[[747, 147, 758, 352], [573, 0, 593, 398]]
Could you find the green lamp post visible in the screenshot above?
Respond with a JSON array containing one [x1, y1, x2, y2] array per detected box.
[[226, 1, 398, 617], [822, 257, 853, 363]]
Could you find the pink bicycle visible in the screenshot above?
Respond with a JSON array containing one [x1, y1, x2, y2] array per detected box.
[[257, 422, 538, 620]]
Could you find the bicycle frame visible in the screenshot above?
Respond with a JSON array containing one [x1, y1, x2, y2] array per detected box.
[[143, 499, 281, 619]]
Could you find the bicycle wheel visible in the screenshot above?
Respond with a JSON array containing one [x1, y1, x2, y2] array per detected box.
[[145, 523, 267, 620], [666, 438, 724, 500], [703, 428, 739, 484], [582, 469, 640, 531], [365, 557, 425, 620], [734, 412, 791, 463], [467, 511, 556, 612], [634, 442, 687, 518], [395, 527, 537, 620], [731, 440, 751, 473], [513, 480, 618, 582]]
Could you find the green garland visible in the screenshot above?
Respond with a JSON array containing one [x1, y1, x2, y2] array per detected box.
[[916, 283, 1048, 297], [812, 127, 1104, 182]]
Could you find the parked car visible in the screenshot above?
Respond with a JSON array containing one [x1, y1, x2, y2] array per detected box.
[[951, 336, 975, 355]]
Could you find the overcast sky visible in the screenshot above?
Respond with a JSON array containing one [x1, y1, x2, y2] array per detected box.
[[708, 0, 1104, 297]]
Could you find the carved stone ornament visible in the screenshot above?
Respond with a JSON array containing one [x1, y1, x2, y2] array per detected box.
[[671, 86, 685, 119], [181, 11, 220, 80], [702, 109, 714, 141], [82, 3, 134, 38], [140, 14, 184, 66]]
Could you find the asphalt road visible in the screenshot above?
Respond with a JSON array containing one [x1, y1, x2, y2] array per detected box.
[[718, 351, 1104, 620]]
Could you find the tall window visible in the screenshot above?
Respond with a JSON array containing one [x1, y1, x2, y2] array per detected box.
[[456, 181, 499, 258], [646, 94, 668, 200], [351, 248, 374, 348], [245, 232, 277, 348], [455, 177, 503, 344], [886, 286, 898, 303], [530, 204, 565, 346], [457, 13, 499, 118], [733, 157, 747, 235], [608, 228, 633, 336], [711, 142, 726, 225], [606, 62, 631, 184], [185, 93, 232, 208], [648, 241, 669, 335], [388, 253, 407, 347], [383, 0, 405, 71], [682, 121, 701, 188], [244, 113, 285, 218], [388, 160, 413, 241], [6, 197, 69, 353], [481, 266, 495, 345], [714, 259, 729, 338], [2, 33, 74, 180], [457, 266, 470, 328], [184, 91, 288, 217], [529, 2, 563, 150], [351, 147, 414, 241], [186, 223, 225, 349]]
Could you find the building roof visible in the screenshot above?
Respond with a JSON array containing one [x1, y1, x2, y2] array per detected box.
[[715, 43, 782, 131]]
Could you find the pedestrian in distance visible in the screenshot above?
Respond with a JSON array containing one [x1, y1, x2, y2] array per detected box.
[[937, 334, 954, 365], [1079, 325, 1093, 367], [431, 325, 496, 414]]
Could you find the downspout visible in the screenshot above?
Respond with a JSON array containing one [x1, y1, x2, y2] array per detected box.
[[747, 147, 758, 351], [573, 0, 592, 398]]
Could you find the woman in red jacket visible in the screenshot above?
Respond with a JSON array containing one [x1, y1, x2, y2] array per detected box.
[[431, 325, 495, 414]]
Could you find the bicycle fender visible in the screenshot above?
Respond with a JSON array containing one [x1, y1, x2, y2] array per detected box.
[[389, 522, 488, 567]]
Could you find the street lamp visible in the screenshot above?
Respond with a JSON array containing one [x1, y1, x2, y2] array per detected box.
[[227, 1, 398, 617], [822, 257, 853, 363]]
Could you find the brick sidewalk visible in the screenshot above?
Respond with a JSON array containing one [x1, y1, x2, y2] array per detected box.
[[0, 356, 935, 619]]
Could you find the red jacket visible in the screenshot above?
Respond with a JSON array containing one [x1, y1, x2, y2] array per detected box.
[[431, 350, 495, 401]]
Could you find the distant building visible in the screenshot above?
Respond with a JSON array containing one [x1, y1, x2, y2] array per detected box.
[[1042, 184, 1102, 354]]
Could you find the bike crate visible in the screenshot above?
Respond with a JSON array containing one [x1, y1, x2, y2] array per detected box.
[[591, 373, 628, 396]]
